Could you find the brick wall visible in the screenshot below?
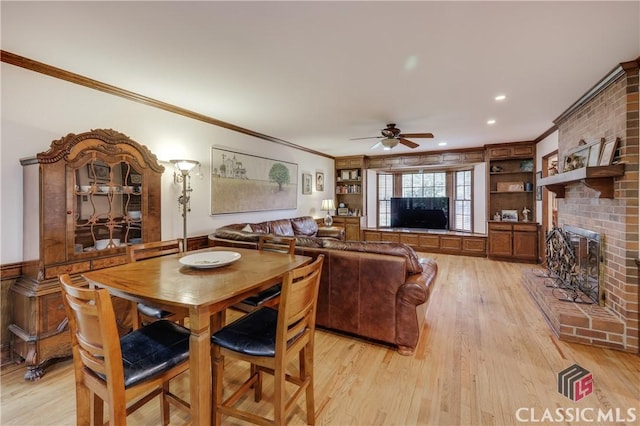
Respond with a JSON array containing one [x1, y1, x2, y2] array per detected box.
[[553, 59, 639, 352]]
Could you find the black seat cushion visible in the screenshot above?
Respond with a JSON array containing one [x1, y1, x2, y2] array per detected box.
[[212, 308, 281, 357], [137, 302, 174, 319], [241, 285, 281, 307], [117, 320, 190, 388]]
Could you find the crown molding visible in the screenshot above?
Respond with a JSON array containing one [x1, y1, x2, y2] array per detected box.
[[1, 50, 333, 160]]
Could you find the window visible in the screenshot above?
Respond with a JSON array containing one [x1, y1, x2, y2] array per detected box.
[[377, 174, 393, 226], [377, 170, 474, 232], [401, 172, 446, 197], [454, 170, 472, 232]]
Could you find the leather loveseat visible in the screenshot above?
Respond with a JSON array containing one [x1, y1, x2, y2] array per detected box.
[[210, 218, 437, 355]]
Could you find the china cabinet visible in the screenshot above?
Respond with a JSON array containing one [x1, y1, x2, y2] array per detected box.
[[10, 129, 164, 379]]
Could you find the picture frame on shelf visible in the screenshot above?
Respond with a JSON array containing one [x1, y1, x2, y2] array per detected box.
[[587, 139, 603, 167], [87, 163, 110, 182], [302, 173, 312, 194], [564, 144, 590, 171], [519, 159, 533, 172], [599, 138, 619, 166], [501, 209, 518, 222]]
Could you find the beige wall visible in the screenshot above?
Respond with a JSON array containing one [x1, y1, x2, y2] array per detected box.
[[1, 63, 335, 264]]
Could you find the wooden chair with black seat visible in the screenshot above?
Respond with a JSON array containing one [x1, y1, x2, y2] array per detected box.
[[233, 234, 296, 312], [126, 239, 188, 329], [59, 274, 191, 425], [211, 254, 325, 426]]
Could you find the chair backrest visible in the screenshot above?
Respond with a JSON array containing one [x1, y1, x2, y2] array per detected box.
[[276, 254, 324, 351], [59, 274, 125, 389], [257, 235, 296, 255], [127, 239, 183, 262]]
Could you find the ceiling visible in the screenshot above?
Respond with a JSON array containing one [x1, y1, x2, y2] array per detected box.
[[2, 1, 639, 157]]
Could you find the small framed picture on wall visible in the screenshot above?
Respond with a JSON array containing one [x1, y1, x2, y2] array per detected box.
[[302, 173, 312, 194], [315, 172, 324, 191]]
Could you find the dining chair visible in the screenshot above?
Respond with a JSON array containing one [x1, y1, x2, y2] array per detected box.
[[211, 254, 325, 426], [127, 239, 188, 328], [59, 274, 191, 425], [234, 235, 296, 312]]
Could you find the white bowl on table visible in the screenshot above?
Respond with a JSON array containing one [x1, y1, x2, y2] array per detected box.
[[95, 239, 120, 250], [128, 211, 142, 220]]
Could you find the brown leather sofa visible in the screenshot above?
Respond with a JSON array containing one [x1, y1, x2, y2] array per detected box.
[[210, 220, 437, 355], [214, 216, 345, 241]]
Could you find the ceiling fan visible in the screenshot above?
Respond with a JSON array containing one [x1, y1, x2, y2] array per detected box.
[[350, 123, 434, 150]]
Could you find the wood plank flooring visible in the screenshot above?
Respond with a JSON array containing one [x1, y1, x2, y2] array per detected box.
[[2, 254, 639, 425]]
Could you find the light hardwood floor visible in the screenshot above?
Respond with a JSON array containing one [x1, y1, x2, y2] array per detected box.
[[2, 254, 639, 425]]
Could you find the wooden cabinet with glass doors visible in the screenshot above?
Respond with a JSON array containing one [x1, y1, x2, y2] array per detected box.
[[10, 129, 164, 380]]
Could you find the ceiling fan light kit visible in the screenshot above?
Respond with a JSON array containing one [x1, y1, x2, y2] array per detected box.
[[381, 138, 399, 150]]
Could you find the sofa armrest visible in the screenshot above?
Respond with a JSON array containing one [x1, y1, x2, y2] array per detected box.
[[395, 259, 438, 355], [317, 226, 345, 240]]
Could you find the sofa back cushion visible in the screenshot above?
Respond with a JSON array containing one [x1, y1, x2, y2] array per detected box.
[[321, 240, 423, 274], [291, 216, 319, 236], [267, 218, 295, 237], [250, 221, 270, 234]]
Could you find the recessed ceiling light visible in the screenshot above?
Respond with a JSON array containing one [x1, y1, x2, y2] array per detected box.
[[487, 119, 496, 125], [495, 95, 506, 101], [438, 142, 447, 146]]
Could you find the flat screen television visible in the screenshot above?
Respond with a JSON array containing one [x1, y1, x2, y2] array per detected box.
[[390, 197, 449, 229]]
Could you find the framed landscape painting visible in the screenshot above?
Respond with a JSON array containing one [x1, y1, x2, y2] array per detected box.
[[210, 147, 298, 214]]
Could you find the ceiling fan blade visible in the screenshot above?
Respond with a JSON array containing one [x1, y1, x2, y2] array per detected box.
[[370, 141, 382, 150], [399, 132, 434, 138], [350, 136, 383, 141], [399, 138, 419, 149]]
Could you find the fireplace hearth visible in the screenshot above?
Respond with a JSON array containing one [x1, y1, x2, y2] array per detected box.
[[544, 226, 603, 306]]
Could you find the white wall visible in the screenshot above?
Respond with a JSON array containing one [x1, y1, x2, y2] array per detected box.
[[474, 162, 488, 234], [0, 63, 334, 263], [535, 130, 559, 224]]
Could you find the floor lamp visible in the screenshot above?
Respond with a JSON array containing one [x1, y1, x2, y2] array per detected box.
[[170, 159, 200, 251]]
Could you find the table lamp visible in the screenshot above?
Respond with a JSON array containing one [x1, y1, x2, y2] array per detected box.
[[321, 199, 336, 226]]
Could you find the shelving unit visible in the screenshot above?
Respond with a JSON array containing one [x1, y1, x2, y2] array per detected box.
[[486, 142, 538, 262], [335, 155, 366, 216], [334, 155, 366, 239], [487, 143, 535, 222]]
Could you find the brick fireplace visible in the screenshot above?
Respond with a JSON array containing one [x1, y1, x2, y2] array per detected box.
[[525, 58, 639, 353]]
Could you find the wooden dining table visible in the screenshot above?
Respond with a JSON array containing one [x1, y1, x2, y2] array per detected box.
[[82, 246, 311, 425]]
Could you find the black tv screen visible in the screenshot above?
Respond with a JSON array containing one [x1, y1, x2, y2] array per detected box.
[[390, 197, 449, 229]]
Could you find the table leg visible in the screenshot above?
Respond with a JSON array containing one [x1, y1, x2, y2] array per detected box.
[[189, 309, 212, 426], [210, 311, 225, 425]]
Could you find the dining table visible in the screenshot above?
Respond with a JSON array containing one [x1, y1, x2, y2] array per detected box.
[[82, 246, 311, 425]]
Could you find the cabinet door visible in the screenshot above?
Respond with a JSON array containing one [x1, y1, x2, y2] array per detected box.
[[73, 159, 144, 254], [344, 223, 360, 241], [513, 230, 538, 261], [489, 230, 512, 257]]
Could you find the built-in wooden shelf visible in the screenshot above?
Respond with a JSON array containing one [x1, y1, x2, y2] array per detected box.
[[538, 165, 624, 198]]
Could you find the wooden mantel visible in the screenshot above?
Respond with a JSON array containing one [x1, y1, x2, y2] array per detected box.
[[538, 165, 625, 198]]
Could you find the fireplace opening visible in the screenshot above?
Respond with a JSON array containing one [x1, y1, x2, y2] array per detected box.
[[544, 226, 603, 305]]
